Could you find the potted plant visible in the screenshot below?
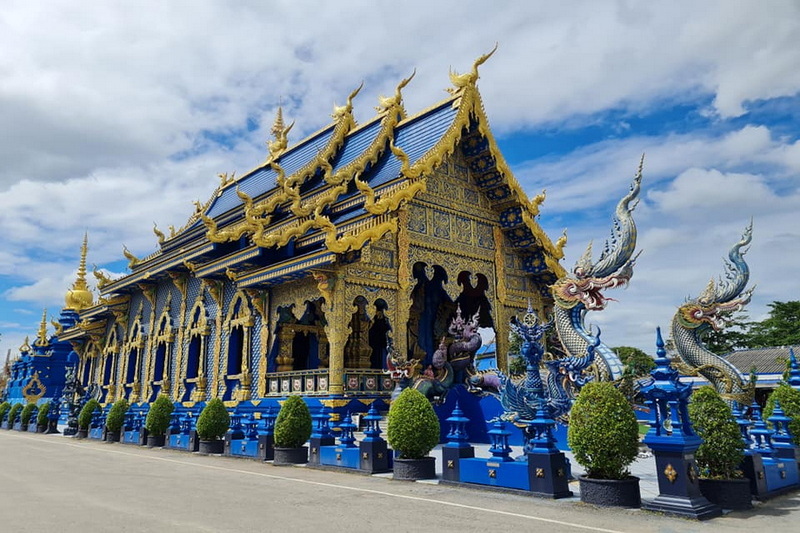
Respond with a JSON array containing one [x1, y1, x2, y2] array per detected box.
[[273, 396, 312, 465], [763, 383, 800, 444], [105, 399, 129, 443], [21, 403, 37, 431], [196, 398, 231, 454], [36, 402, 50, 433], [0, 402, 10, 429], [145, 395, 174, 447], [77, 399, 100, 438], [687, 386, 751, 510], [8, 403, 24, 431], [387, 387, 441, 480], [568, 381, 641, 507]]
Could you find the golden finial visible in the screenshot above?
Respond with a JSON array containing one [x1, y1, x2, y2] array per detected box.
[[65, 233, 94, 311], [153, 222, 166, 244], [122, 245, 140, 269], [555, 229, 568, 259], [50, 316, 64, 337], [92, 264, 113, 289], [530, 189, 546, 216], [19, 336, 31, 353], [332, 82, 364, 119], [217, 171, 235, 187], [448, 43, 498, 94], [267, 106, 295, 162], [34, 309, 48, 346], [377, 70, 416, 113]]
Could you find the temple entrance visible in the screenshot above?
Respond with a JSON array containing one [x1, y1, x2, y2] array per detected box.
[[344, 297, 392, 370]]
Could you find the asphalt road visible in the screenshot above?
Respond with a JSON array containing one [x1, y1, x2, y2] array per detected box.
[[1, 430, 799, 533]]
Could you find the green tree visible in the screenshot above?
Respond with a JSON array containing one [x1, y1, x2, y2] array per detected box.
[[700, 309, 752, 353], [613, 346, 656, 377], [688, 386, 745, 479], [747, 301, 800, 348], [763, 383, 800, 446]]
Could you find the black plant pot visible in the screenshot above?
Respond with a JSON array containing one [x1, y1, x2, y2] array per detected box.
[[147, 434, 166, 447], [199, 439, 225, 454], [273, 446, 309, 465], [37, 425, 47, 433], [105, 431, 120, 443], [578, 475, 641, 508], [393, 457, 436, 481], [76, 429, 88, 439], [699, 478, 753, 510]]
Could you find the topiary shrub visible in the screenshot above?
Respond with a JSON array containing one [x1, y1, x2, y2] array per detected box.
[[105, 399, 129, 434], [37, 402, 50, 427], [8, 403, 24, 427], [21, 403, 37, 427], [688, 386, 745, 479], [387, 387, 440, 459], [274, 396, 312, 448], [763, 383, 800, 445], [196, 398, 231, 441], [78, 399, 100, 430], [0, 402, 10, 425], [568, 381, 640, 479], [145, 395, 174, 436]]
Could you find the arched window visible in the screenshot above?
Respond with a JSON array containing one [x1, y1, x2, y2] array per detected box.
[[183, 300, 209, 403], [222, 291, 253, 402], [149, 311, 174, 402]]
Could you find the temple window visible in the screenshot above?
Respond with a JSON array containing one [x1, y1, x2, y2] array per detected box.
[[222, 291, 253, 402], [149, 311, 174, 402], [183, 300, 209, 403]]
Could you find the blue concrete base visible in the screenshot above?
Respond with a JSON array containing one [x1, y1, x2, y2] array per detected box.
[[167, 433, 194, 451], [460, 458, 530, 491], [122, 429, 146, 445], [319, 445, 360, 469], [761, 456, 800, 497], [228, 439, 262, 459], [88, 427, 104, 440]]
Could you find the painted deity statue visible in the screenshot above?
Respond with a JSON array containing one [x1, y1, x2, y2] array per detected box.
[[670, 222, 755, 406], [550, 159, 643, 382]]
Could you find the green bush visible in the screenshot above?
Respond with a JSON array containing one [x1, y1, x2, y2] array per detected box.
[[145, 395, 174, 436], [0, 402, 10, 424], [387, 387, 440, 459], [568, 381, 640, 479], [8, 403, 24, 427], [274, 396, 312, 448], [688, 386, 745, 479], [20, 403, 37, 426], [763, 383, 800, 445], [196, 398, 231, 441], [78, 399, 100, 430], [37, 403, 50, 427], [105, 399, 129, 433]]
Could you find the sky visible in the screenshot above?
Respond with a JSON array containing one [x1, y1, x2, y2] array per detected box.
[[1, 0, 799, 358]]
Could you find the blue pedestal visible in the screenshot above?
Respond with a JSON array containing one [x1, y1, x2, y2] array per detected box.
[[319, 445, 361, 469], [459, 458, 530, 490]]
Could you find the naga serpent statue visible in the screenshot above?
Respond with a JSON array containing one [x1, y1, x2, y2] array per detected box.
[[386, 338, 454, 404], [671, 222, 755, 406], [498, 308, 594, 423], [550, 158, 644, 382]]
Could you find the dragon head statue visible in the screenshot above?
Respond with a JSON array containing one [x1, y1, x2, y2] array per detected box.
[[551, 158, 643, 311], [677, 221, 754, 332]]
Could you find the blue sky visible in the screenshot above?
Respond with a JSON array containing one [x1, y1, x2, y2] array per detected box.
[[1, 1, 799, 357]]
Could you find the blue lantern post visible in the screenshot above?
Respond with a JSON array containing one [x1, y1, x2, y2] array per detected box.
[[526, 399, 572, 498], [441, 401, 474, 482], [787, 348, 800, 390], [639, 327, 721, 520], [308, 404, 335, 465], [359, 402, 390, 473]]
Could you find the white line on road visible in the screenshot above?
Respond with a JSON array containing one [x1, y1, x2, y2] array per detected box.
[[4, 432, 629, 533]]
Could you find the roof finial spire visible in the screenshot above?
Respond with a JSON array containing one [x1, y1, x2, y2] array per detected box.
[[35, 308, 48, 347], [448, 42, 498, 94], [267, 104, 295, 163], [65, 233, 95, 311]]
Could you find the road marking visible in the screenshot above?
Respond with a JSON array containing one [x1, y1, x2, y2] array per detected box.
[[3, 432, 628, 533]]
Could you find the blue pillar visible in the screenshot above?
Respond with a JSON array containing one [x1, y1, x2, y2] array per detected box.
[[787, 348, 800, 390], [359, 403, 390, 473], [308, 404, 334, 465], [441, 401, 474, 482], [640, 327, 721, 520], [526, 400, 572, 498]]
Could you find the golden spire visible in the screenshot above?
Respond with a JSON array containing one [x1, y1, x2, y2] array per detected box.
[[267, 106, 294, 163], [34, 309, 48, 347], [65, 232, 95, 311]]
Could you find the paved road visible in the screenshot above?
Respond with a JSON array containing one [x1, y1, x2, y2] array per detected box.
[[1, 431, 798, 533]]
